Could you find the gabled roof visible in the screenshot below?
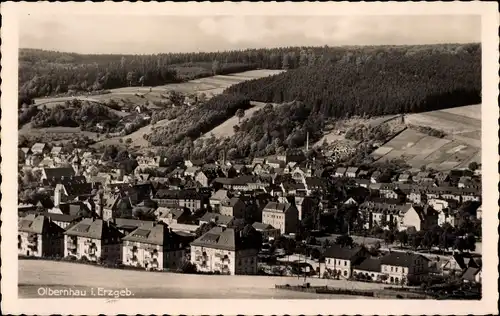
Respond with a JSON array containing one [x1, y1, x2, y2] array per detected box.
[[18, 214, 65, 234], [346, 167, 359, 174], [380, 252, 429, 267], [210, 189, 230, 202], [354, 258, 382, 272], [252, 222, 275, 231], [324, 245, 364, 260], [154, 189, 203, 200], [31, 143, 46, 153], [50, 146, 63, 155], [114, 218, 155, 231], [335, 167, 347, 174], [62, 182, 94, 197], [156, 207, 188, 220], [221, 197, 243, 208], [65, 218, 124, 240], [43, 167, 76, 179], [191, 226, 255, 251], [199, 212, 234, 226], [122, 222, 181, 246], [263, 202, 295, 213], [462, 267, 481, 282]]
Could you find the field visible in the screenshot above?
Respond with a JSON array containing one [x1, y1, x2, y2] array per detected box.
[[19, 260, 382, 299], [28, 70, 285, 146], [33, 69, 285, 108], [372, 104, 481, 171], [198, 101, 280, 141]]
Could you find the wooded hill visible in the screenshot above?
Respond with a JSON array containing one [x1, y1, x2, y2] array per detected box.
[[145, 43, 481, 165]]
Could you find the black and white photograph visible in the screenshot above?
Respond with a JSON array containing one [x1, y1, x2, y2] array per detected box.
[[1, 2, 498, 315]]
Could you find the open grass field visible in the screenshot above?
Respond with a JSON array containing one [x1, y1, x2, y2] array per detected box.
[[19, 260, 381, 299], [372, 104, 481, 171], [28, 70, 285, 146], [198, 101, 280, 141], [92, 118, 174, 149], [33, 69, 286, 109]]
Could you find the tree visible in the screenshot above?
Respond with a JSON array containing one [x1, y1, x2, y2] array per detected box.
[[310, 248, 321, 260], [468, 161, 479, 172], [195, 222, 216, 238], [235, 108, 245, 123], [212, 60, 221, 75], [397, 230, 408, 247], [335, 234, 354, 247], [126, 71, 137, 86]]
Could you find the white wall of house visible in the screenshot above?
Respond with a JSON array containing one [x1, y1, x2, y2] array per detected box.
[[324, 257, 353, 278]]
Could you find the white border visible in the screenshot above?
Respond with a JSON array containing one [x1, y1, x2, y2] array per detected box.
[[1, 2, 498, 315]]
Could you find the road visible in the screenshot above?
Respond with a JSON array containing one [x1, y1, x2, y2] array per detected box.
[[19, 259, 385, 299]]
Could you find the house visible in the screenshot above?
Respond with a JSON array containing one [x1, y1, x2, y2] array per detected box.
[[219, 197, 246, 218], [54, 181, 94, 207], [42, 212, 82, 230], [345, 167, 359, 178], [441, 253, 481, 275], [334, 167, 347, 178], [153, 189, 208, 211], [31, 143, 49, 155], [266, 158, 286, 169], [476, 205, 482, 219], [262, 202, 299, 235], [294, 196, 316, 221], [398, 204, 438, 231], [190, 227, 259, 275], [359, 199, 402, 230], [458, 176, 473, 188], [324, 245, 368, 279], [251, 222, 280, 240], [122, 222, 187, 271], [199, 212, 235, 227], [462, 267, 482, 284], [304, 177, 327, 194], [155, 207, 191, 225], [185, 166, 201, 178], [353, 258, 383, 282], [41, 167, 76, 182], [434, 172, 450, 185], [64, 218, 124, 263], [380, 252, 430, 284], [18, 214, 65, 257], [370, 171, 382, 183], [398, 173, 412, 183], [209, 189, 231, 211], [413, 171, 432, 183]]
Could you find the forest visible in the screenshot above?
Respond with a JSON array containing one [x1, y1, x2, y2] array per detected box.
[[143, 43, 480, 165], [19, 43, 478, 102]]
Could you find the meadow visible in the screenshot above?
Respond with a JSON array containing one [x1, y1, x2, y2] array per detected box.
[[372, 104, 481, 171]]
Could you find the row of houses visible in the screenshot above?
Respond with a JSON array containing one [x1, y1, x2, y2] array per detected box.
[[18, 214, 258, 275]]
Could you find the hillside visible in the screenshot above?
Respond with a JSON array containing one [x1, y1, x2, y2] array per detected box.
[[146, 43, 481, 165], [372, 104, 481, 171]]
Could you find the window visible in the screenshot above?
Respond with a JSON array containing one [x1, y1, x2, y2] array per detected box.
[[391, 267, 393, 272], [395, 267, 398, 272], [344, 261, 347, 266]]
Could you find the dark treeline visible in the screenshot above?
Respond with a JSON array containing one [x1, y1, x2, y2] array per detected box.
[[145, 94, 251, 146], [19, 43, 477, 102], [145, 43, 481, 165], [224, 43, 481, 118]]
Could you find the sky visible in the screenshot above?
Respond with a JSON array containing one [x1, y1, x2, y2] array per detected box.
[[19, 15, 481, 54]]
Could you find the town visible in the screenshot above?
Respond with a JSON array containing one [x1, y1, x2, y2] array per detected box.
[[18, 138, 482, 299]]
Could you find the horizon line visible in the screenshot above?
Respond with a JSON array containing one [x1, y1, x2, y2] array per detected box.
[[19, 42, 481, 56]]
